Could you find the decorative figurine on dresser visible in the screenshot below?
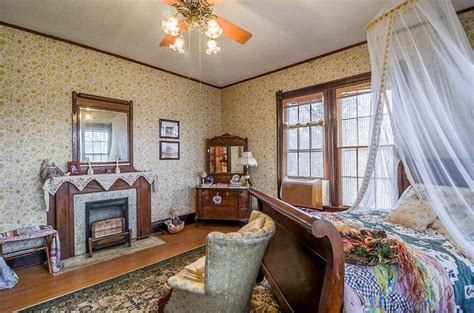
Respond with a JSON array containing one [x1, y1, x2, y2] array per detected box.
[[196, 134, 252, 222]]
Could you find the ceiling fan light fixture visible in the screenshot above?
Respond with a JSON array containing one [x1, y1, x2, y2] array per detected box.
[[159, 0, 252, 56], [205, 39, 221, 55], [205, 18, 223, 39], [170, 36, 185, 54], [162, 15, 180, 36]]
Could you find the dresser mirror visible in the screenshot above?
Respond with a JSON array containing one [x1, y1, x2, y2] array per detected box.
[[206, 134, 248, 183], [209, 145, 244, 173], [72, 92, 134, 172]]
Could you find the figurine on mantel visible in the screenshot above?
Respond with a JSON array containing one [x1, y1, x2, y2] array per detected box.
[[39, 159, 64, 182], [86, 157, 94, 175], [114, 157, 121, 174]]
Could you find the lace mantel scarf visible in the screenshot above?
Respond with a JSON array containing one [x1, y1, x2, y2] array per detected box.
[[42, 172, 157, 212]]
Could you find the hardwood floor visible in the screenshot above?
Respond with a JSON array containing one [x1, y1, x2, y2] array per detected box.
[[1, 223, 239, 313]]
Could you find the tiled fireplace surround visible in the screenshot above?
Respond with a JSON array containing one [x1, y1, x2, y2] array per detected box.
[[73, 189, 137, 255]]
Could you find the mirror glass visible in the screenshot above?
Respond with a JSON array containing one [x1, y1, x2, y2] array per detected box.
[[79, 108, 129, 162], [209, 146, 244, 173]]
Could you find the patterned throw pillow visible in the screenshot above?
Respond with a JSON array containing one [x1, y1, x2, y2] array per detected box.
[[384, 186, 436, 231]]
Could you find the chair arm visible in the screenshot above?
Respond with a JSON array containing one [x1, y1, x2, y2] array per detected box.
[[167, 269, 206, 295]]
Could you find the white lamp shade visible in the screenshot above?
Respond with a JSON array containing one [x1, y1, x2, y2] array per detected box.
[[239, 152, 257, 167]]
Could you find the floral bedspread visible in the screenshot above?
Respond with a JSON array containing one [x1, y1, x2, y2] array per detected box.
[[308, 210, 474, 312]]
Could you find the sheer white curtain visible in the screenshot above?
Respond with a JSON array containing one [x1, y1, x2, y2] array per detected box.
[[108, 114, 129, 161], [353, 0, 473, 258]]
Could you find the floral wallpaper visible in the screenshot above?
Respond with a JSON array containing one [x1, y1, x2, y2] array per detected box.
[[460, 10, 474, 46], [0, 10, 472, 233], [0, 25, 222, 232], [221, 44, 370, 196], [221, 10, 474, 197]]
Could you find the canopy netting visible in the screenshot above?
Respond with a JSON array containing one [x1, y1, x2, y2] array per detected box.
[[352, 0, 473, 258]]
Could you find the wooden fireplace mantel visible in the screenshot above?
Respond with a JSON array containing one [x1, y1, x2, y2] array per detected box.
[[47, 177, 152, 260]]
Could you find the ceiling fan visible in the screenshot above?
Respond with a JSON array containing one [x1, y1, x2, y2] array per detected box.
[[159, 0, 252, 55]]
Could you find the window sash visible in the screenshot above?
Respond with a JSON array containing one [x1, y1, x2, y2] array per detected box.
[[283, 97, 325, 179]]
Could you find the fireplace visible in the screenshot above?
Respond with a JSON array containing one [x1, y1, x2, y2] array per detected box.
[[73, 189, 137, 256], [48, 176, 152, 259], [85, 198, 129, 244]]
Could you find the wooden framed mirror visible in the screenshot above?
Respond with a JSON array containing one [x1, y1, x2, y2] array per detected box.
[[206, 134, 248, 184], [72, 91, 134, 172]]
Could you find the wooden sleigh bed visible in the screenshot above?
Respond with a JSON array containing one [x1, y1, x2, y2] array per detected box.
[[250, 188, 345, 313], [250, 161, 473, 313], [249, 162, 411, 313]]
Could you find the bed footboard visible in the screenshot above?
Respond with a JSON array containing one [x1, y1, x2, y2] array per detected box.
[[250, 188, 344, 313]]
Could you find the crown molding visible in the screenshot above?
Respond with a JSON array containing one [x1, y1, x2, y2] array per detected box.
[[222, 6, 474, 89], [221, 41, 368, 89], [0, 21, 221, 89], [2, 6, 472, 90]]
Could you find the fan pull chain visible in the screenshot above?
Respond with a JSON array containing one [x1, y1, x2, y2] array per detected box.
[[187, 30, 191, 80], [199, 28, 202, 93]]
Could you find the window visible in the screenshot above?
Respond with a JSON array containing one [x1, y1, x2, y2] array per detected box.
[[336, 82, 371, 206], [81, 123, 112, 162], [336, 85, 395, 208], [282, 93, 325, 179], [278, 73, 398, 207]]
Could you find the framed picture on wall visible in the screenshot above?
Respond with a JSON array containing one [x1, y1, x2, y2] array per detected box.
[[160, 141, 180, 160], [159, 119, 180, 139]]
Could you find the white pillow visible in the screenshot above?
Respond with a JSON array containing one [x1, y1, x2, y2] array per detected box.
[[384, 186, 435, 231]]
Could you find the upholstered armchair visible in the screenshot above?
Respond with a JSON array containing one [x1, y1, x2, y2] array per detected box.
[[159, 211, 275, 313]]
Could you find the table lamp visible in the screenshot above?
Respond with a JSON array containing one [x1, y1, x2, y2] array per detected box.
[[239, 152, 257, 186]]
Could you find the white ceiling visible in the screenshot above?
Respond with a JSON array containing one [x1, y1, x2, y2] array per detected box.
[[1, 0, 472, 88]]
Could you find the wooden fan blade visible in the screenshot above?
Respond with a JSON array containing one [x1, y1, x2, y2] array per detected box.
[[159, 22, 188, 47], [160, 0, 177, 5], [215, 16, 252, 44], [160, 34, 177, 47], [203, 0, 221, 5]]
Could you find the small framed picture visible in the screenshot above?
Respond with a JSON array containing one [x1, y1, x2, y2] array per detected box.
[[159, 119, 179, 139], [67, 161, 82, 175], [160, 141, 180, 160]]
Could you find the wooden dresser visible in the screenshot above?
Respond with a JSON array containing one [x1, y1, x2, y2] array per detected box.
[[196, 186, 251, 222]]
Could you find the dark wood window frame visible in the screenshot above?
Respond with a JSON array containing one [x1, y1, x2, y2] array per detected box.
[[277, 72, 371, 207], [72, 91, 135, 173]]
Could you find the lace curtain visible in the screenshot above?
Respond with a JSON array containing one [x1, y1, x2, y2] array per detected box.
[[353, 0, 473, 258]]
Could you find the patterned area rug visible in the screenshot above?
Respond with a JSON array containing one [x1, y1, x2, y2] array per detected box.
[[24, 247, 281, 312], [58, 234, 166, 274]]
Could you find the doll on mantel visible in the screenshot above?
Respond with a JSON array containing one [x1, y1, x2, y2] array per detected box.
[[39, 159, 64, 182]]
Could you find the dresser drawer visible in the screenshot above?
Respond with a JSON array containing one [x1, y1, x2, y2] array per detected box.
[[202, 190, 238, 208], [196, 188, 251, 221]]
